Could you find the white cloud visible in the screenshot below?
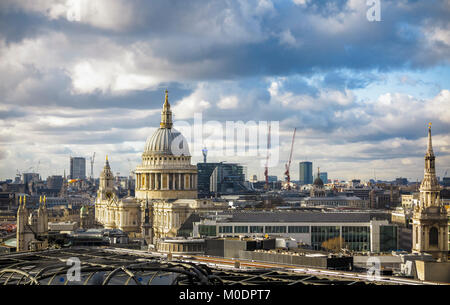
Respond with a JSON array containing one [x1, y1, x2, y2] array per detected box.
[[278, 29, 300, 48], [172, 86, 211, 119], [217, 96, 239, 109], [292, 0, 310, 6]]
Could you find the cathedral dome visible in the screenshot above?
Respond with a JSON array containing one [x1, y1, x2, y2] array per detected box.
[[313, 167, 323, 187], [144, 128, 190, 156], [313, 176, 324, 187], [143, 90, 190, 156]]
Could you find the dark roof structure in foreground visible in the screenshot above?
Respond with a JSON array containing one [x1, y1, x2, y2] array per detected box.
[[0, 247, 403, 285]]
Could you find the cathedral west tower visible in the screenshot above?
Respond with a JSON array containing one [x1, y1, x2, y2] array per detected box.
[[412, 123, 448, 262]]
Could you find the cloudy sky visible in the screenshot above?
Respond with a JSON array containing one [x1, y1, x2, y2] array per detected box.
[[0, 0, 449, 182]]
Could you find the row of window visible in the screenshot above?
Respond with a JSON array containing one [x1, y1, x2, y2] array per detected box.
[[216, 225, 310, 234]]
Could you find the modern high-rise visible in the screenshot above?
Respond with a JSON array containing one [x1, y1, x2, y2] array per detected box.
[[70, 157, 86, 180], [197, 162, 223, 197], [209, 162, 247, 195], [299, 162, 313, 185], [319, 172, 328, 184]]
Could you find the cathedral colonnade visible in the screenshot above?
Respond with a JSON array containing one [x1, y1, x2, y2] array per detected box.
[[136, 172, 197, 191]]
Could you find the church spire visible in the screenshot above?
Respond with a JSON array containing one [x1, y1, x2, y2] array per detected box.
[[160, 89, 173, 129], [427, 122, 434, 157], [419, 122, 440, 206]]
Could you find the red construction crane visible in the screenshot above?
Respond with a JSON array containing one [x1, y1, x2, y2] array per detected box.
[[284, 128, 297, 190], [264, 125, 271, 190]]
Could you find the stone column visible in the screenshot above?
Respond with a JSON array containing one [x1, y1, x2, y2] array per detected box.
[[185, 174, 190, 190]]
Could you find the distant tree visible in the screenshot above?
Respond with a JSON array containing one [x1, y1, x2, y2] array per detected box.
[[321, 237, 346, 252]]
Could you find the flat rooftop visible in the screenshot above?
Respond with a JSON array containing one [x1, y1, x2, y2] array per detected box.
[[211, 211, 391, 223]]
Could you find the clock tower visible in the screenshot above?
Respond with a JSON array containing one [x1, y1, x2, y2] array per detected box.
[[98, 155, 115, 201]]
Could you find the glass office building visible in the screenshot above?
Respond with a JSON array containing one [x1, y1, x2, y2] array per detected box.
[[299, 162, 313, 185]]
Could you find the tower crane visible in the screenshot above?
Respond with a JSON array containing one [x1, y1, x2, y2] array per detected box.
[[284, 128, 297, 190], [264, 125, 271, 191]]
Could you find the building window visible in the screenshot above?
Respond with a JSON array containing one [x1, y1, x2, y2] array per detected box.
[[218, 226, 232, 234], [311, 226, 341, 251], [265, 226, 287, 233], [342, 226, 370, 252], [234, 226, 248, 233], [199, 225, 216, 236], [288, 226, 309, 233], [249, 226, 264, 233]]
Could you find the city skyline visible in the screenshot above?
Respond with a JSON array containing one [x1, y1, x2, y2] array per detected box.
[[0, 1, 449, 182]]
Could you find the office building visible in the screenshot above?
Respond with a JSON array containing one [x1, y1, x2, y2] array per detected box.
[[193, 211, 397, 253], [70, 157, 86, 180], [197, 162, 223, 197], [299, 162, 313, 185], [209, 163, 248, 195], [319, 172, 328, 184]]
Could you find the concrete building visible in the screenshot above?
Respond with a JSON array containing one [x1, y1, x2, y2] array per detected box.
[[299, 162, 313, 185], [193, 211, 397, 253], [401, 193, 419, 210], [157, 237, 205, 254], [70, 157, 86, 180]]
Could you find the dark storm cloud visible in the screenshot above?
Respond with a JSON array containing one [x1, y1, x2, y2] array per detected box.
[[2, 0, 449, 78], [0, 11, 46, 44]]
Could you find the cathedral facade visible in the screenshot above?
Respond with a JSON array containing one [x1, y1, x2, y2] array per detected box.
[[95, 91, 226, 244], [412, 124, 448, 262]]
